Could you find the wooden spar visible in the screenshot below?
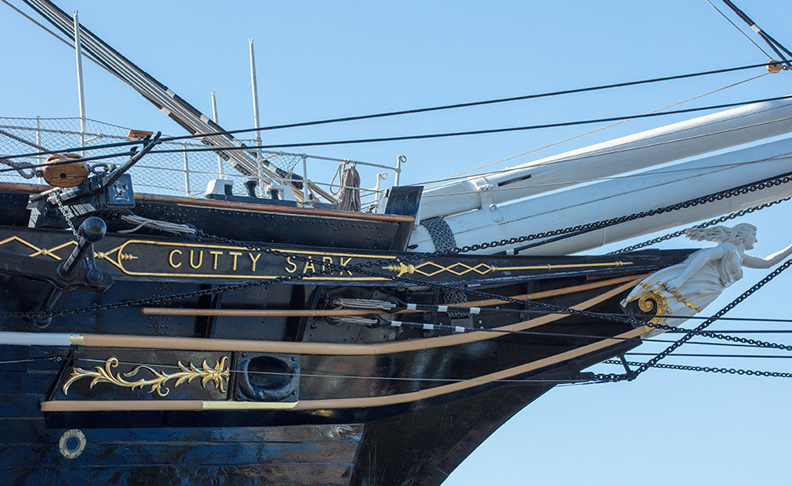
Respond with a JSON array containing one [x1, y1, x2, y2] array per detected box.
[[140, 273, 646, 317]]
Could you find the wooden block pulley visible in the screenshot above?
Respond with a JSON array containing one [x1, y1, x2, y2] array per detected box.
[[42, 153, 89, 188]]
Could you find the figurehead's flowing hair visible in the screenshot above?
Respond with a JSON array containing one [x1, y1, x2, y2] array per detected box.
[[685, 223, 756, 245]]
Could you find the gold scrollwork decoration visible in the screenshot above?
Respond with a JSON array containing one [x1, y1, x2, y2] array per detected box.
[[623, 282, 673, 330], [636, 290, 669, 326], [62, 356, 230, 397]]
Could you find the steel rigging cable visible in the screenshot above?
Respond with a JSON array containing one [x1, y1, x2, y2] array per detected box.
[[153, 94, 792, 150], [5, 92, 792, 167], [718, 0, 792, 68], [157, 62, 779, 141]]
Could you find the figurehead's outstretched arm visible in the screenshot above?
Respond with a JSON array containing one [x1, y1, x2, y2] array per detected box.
[[743, 242, 792, 269]]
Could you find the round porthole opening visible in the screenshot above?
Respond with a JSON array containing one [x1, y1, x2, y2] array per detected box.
[[59, 429, 86, 459]]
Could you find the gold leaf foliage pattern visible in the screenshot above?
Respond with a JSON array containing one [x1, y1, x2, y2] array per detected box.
[[62, 356, 230, 397]]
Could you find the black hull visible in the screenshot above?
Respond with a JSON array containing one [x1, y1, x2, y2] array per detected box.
[[2, 344, 620, 486], [0, 184, 685, 485]]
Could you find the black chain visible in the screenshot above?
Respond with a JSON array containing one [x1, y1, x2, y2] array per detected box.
[[509, 171, 792, 254], [605, 359, 792, 378], [5, 222, 791, 385], [203, 232, 792, 358], [611, 198, 791, 254], [594, 258, 792, 383]]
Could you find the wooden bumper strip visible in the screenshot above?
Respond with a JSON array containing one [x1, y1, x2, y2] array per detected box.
[[42, 400, 299, 412], [41, 327, 645, 413]]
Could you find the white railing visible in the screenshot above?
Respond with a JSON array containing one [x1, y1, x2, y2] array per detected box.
[[0, 117, 404, 211]]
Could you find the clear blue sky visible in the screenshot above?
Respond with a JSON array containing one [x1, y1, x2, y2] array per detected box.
[[3, 1, 792, 484]]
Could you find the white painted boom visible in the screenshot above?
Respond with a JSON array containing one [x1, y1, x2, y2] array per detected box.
[[409, 136, 792, 255], [419, 98, 792, 221]]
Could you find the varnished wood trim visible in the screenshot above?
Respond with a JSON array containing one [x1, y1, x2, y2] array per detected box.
[[0, 182, 414, 223], [41, 400, 298, 412], [41, 327, 645, 413], [0, 181, 48, 193], [137, 193, 415, 223], [291, 327, 645, 410], [82, 277, 642, 355], [460, 274, 645, 308]]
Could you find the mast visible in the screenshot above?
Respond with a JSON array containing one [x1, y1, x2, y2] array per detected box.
[[73, 10, 86, 154], [249, 38, 263, 196]]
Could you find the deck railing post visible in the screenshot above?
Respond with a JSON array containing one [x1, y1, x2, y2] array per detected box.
[[35, 116, 44, 185], [182, 142, 191, 196], [301, 155, 309, 202], [211, 91, 224, 178], [394, 155, 405, 187]]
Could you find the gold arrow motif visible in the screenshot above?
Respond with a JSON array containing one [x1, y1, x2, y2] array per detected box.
[[383, 260, 632, 278]]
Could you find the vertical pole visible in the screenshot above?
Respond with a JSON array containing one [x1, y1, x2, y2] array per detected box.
[[35, 116, 44, 185], [182, 142, 191, 197], [301, 155, 309, 203], [395, 155, 406, 187], [374, 172, 387, 208], [249, 39, 263, 196], [73, 11, 87, 155], [211, 91, 224, 177]]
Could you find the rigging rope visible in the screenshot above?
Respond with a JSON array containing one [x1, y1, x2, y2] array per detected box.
[[5, 0, 783, 141], [718, 0, 792, 68], [435, 71, 770, 184], [334, 163, 361, 212], [118, 214, 197, 236], [4, 0, 792, 389], [706, 0, 774, 60], [146, 95, 792, 152]]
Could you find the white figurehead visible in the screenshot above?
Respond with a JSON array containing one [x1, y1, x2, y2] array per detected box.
[[622, 223, 792, 335]]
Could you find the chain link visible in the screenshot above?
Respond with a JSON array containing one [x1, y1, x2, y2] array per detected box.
[[52, 193, 79, 237], [510, 172, 792, 253], [203, 232, 792, 362], [594, 258, 792, 382], [611, 198, 791, 254], [604, 359, 792, 378]]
